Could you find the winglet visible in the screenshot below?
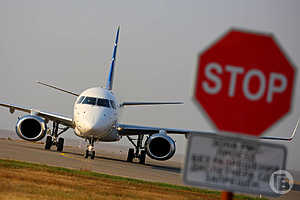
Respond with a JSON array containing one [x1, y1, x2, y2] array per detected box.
[[260, 118, 299, 141], [105, 26, 120, 91], [289, 118, 299, 141]]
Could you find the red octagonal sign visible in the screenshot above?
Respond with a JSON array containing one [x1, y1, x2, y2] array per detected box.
[[195, 29, 296, 136]]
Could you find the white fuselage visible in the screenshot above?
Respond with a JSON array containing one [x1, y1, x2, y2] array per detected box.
[[73, 87, 120, 141]]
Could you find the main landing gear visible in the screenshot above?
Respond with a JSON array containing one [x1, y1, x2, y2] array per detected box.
[[45, 122, 69, 152], [84, 138, 96, 159], [126, 135, 146, 164]]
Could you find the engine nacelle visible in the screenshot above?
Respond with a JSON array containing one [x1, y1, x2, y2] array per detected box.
[[145, 132, 176, 161], [15, 115, 47, 141]]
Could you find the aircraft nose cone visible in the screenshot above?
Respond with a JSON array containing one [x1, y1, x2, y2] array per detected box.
[[78, 110, 113, 135], [83, 121, 95, 133], [83, 118, 110, 134]]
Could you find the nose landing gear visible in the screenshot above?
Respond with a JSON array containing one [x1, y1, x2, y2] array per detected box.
[[45, 122, 69, 152], [84, 138, 96, 159]]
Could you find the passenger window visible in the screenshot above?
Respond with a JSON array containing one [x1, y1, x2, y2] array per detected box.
[[82, 97, 97, 105], [97, 98, 110, 108], [110, 100, 116, 109], [77, 96, 85, 104]]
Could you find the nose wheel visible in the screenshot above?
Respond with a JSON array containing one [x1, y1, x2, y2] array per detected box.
[[44, 122, 68, 152], [84, 138, 96, 159]]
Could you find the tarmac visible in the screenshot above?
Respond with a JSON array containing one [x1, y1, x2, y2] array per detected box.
[[0, 134, 299, 199]]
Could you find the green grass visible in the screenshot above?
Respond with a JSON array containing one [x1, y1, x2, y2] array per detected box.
[[0, 159, 267, 200]]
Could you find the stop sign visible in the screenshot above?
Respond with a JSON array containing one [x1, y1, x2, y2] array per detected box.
[[195, 29, 295, 136]]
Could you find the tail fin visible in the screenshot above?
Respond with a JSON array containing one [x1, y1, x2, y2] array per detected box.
[[105, 26, 120, 90]]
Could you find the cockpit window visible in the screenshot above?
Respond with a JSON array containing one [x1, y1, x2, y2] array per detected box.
[[82, 97, 97, 105], [78, 96, 114, 108], [77, 96, 85, 104], [97, 98, 110, 108], [110, 100, 116, 109]]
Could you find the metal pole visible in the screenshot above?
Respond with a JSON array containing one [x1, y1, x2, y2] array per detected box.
[[221, 191, 233, 200]]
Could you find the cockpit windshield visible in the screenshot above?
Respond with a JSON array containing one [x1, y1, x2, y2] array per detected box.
[[82, 97, 97, 105], [110, 100, 116, 109], [97, 98, 110, 107], [77, 96, 116, 109], [77, 96, 85, 104]]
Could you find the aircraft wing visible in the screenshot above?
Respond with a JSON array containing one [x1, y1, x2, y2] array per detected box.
[[117, 124, 204, 137], [0, 102, 74, 127], [117, 120, 298, 141], [120, 102, 183, 107]]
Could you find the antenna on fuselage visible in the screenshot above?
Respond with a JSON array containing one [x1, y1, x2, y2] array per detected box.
[[105, 26, 120, 91]]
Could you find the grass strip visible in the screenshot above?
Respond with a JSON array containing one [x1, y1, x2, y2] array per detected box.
[[0, 159, 267, 200]]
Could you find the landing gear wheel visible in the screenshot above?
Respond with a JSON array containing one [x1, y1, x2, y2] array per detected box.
[[84, 150, 89, 159], [45, 136, 52, 150], [126, 135, 147, 164], [91, 151, 95, 160], [56, 138, 64, 152], [45, 122, 69, 151], [139, 150, 146, 165], [127, 148, 134, 162], [84, 138, 96, 159]]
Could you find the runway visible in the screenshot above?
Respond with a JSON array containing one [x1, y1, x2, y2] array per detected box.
[[0, 138, 183, 185], [0, 137, 299, 200]]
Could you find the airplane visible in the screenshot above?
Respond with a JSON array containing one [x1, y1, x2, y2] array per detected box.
[[0, 27, 298, 164]]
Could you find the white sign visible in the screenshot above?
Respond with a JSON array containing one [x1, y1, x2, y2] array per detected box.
[[183, 133, 287, 197]]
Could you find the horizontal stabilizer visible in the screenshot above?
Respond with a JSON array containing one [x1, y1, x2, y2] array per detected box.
[[37, 81, 79, 96], [120, 102, 183, 107], [260, 118, 299, 141]]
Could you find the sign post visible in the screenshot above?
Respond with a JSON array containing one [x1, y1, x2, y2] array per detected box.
[[221, 191, 233, 200], [185, 29, 296, 199]]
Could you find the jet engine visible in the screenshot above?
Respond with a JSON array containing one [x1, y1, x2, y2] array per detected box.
[[15, 115, 47, 141], [145, 132, 176, 161]]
